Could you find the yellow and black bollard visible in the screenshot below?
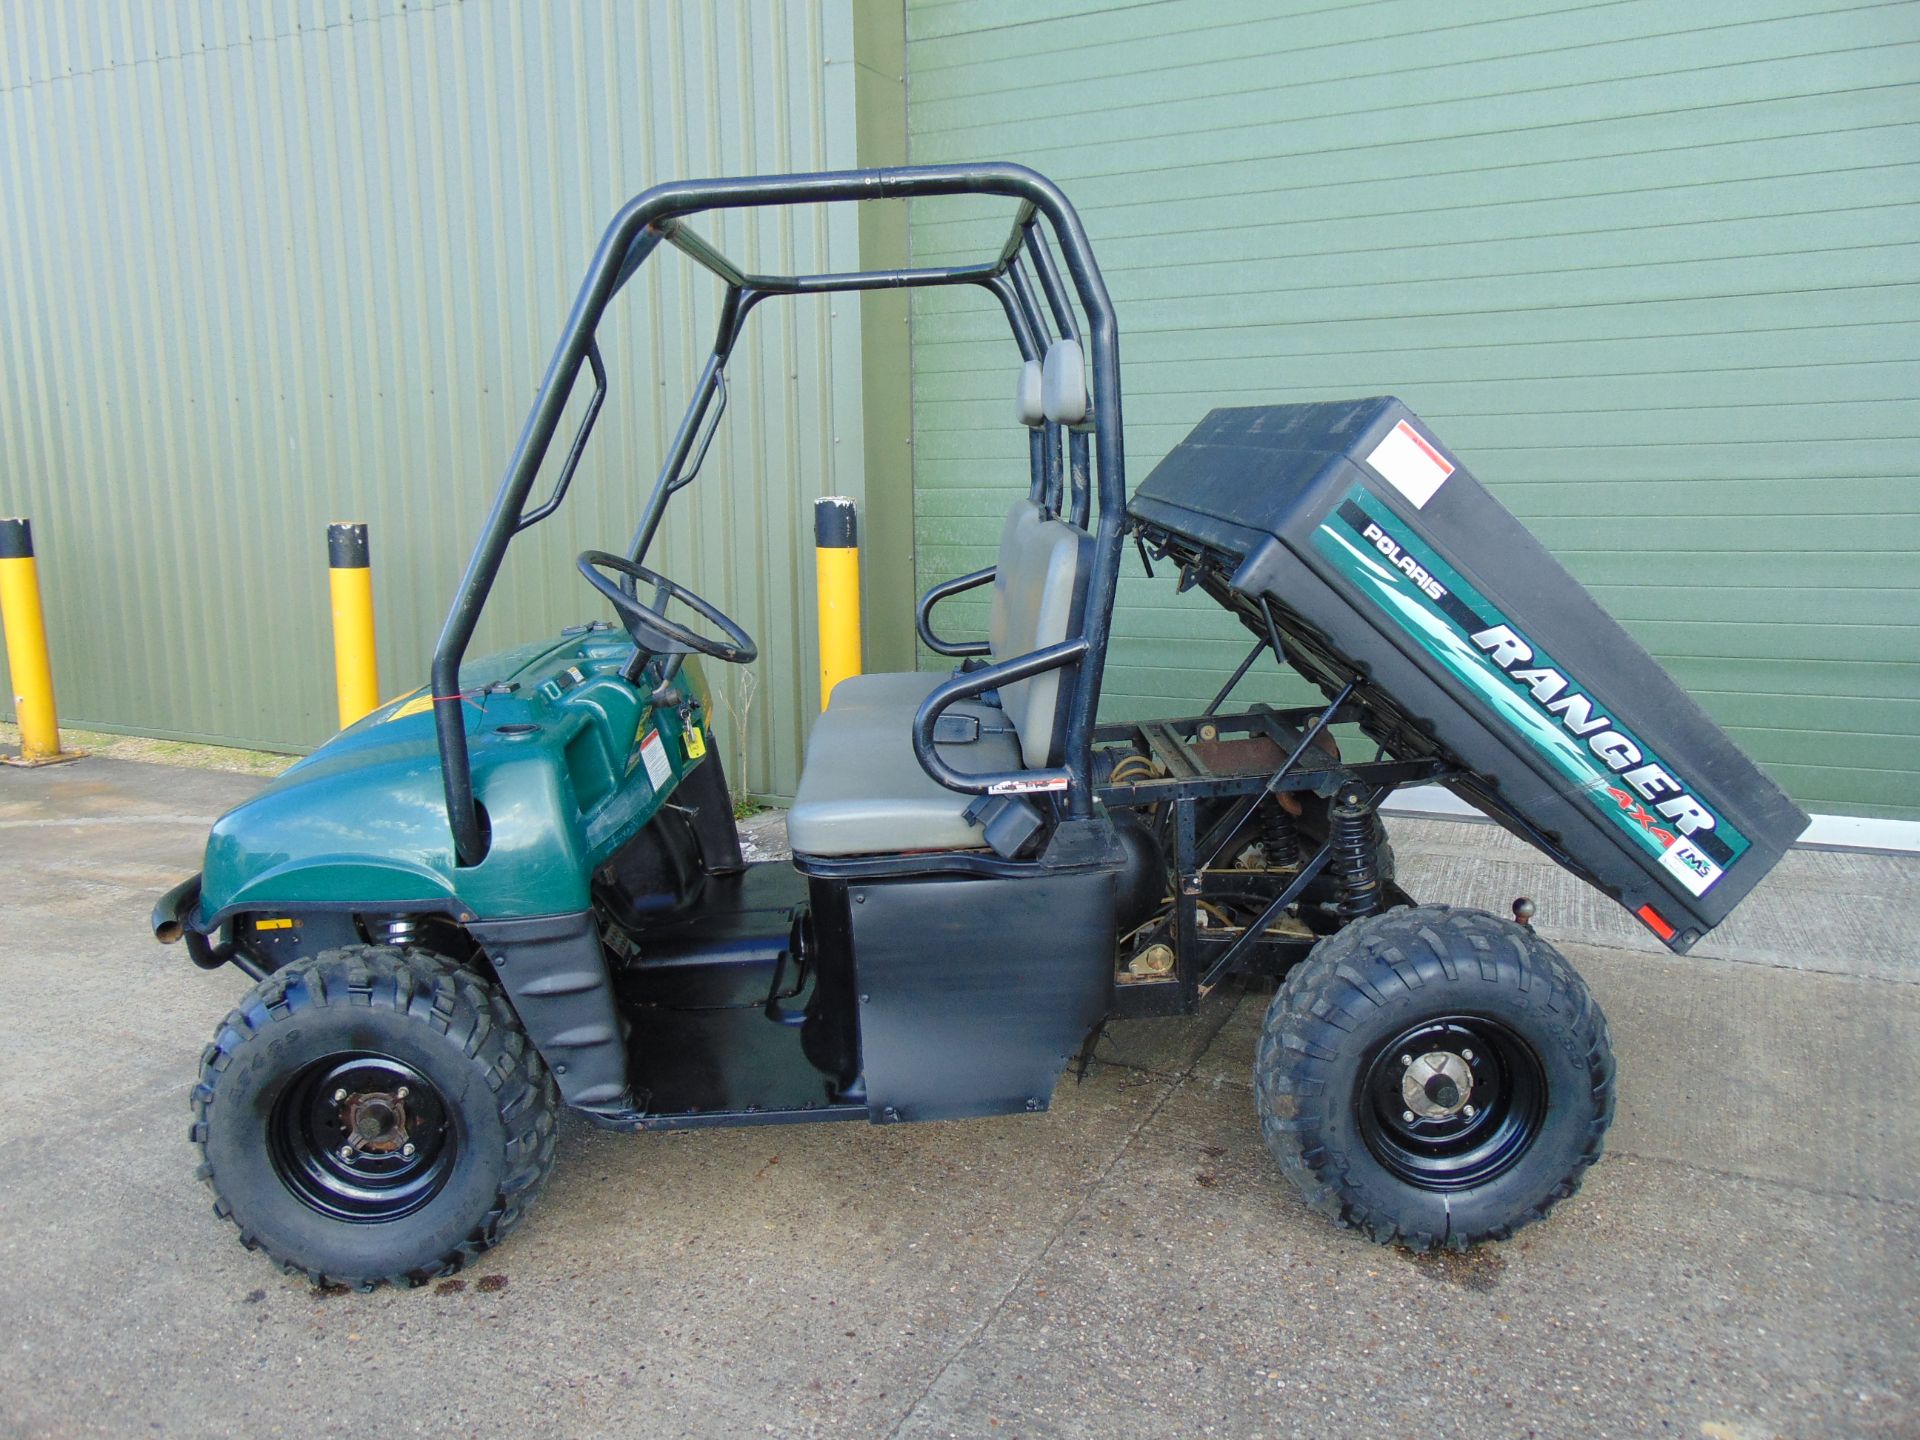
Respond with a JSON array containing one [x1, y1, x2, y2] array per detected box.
[[813, 497, 863, 710], [0, 517, 82, 766], [327, 522, 380, 729]]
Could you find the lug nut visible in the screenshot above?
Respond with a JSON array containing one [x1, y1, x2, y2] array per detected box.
[[402, 1143, 416, 1157], [396, 1086, 409, 1100], [338, 1145, 354, 1160], [1402, 1110, 1416, 1123], [333, 1088, 348, 1103], [1400, 1054, 1413, 1067], [1463, 1104, 1477, 1118], [1461, 1049, 1474, 1062]]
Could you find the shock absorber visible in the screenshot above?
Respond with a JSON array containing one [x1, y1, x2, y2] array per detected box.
[[1330, 785, 1381, 920], [1259, 804, 1301, 869]]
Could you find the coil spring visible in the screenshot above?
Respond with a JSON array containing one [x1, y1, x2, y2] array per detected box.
[[1329, 789, 1381, 921], [380, 917, 419, 949], [1260, 807, 1301, 869]]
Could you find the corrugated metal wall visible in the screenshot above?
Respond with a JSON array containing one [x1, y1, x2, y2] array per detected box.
[[0, 0, 875, 797], [904, 0, 1920, 821]]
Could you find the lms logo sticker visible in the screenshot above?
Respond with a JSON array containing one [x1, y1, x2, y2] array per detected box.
[[1660, 836, 1723, 897]]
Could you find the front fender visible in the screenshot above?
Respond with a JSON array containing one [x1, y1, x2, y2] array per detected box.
[[209, 857, 462, 919]]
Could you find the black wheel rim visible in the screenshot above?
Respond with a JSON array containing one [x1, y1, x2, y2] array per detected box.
[[1356, 1015, 1547, 1192], [268, 1054, 455, 1223]]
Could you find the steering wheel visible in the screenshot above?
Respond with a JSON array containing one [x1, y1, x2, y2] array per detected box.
[[576, 551, 758, 665]]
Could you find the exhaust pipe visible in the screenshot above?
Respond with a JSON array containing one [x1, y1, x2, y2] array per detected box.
[[152, 872, 264, 978], [152, 874, 202, 945]]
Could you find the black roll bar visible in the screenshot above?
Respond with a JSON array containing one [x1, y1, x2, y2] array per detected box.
[[514, 342, 606, 533], [989, 266, 1051, 506], [915, 568, 996, 658], [627, 348, 730, 566], [432, 164, 1124, 866], [1022, 221, 1082, 345], [910, 638, 1091, 797], [988, 271, 1044, 363]]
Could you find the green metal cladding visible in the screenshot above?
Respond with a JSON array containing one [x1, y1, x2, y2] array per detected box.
[[2, 1, 1915, 821], [903, 0, 1920, 822], [0, 0, 910, 799]]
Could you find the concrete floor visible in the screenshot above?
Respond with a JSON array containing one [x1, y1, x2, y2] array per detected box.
[[1, 758, 1913, 1439]]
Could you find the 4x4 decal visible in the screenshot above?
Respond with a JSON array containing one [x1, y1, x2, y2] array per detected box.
[[1605, 784, 1678, 849]]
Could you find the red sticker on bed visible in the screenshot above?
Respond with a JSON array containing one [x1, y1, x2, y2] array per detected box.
[[1364, 419, 1454, 508]]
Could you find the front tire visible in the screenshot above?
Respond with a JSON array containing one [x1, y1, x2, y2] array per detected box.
[[190, 946, 559, 1289], [1255, 906, 1614, 1250]]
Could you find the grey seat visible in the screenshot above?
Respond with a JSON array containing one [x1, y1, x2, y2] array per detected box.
[[785, 680, 1023, 856], [825, 358, 1052, 719], [993, 508, 1090, 770], [792, 510, 1090, 857], [791, 349, 1092, 858]]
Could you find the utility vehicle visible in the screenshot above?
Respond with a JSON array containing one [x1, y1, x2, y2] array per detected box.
[[155, 165, 1807, 1288]]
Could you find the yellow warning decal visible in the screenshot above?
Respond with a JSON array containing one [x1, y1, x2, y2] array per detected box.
[[254, 917, 294, 931], [684, 725, 707, 760], [384, 692, 435, 722]]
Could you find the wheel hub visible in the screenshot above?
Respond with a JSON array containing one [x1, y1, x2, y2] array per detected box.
[[1357, 1016, 1548, 1193], [1401, 1050, 1474, 1120], [341, 1090, 411, 1154], [269, 1055, 453, 1222]]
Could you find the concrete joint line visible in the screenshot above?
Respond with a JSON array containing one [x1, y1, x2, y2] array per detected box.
[[1607, 1147, 1919, 1213], [885, 1070, 1190, 1438], [1565, 934, 1920, 988]]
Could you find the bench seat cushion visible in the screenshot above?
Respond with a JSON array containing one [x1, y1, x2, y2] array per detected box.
[[789, 675, 1020, 857]]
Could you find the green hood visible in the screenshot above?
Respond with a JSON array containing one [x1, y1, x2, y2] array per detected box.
[[197, 628, 712, 925]]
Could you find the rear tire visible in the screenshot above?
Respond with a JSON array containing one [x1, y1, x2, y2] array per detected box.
[[190, 946, 559, 1289], [1255, 906, 1613, 1250]]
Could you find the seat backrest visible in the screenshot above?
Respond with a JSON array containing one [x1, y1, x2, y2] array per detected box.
[[980, 358, 1091, 770], [1042, 339, 1087, 425], [1015, 358, 1045, 428], [994, 516, 1092, 769], [987, 497, 1042, 660]]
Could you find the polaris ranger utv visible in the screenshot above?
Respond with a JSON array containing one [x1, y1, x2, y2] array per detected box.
[[154, 165, 1808, 1289]]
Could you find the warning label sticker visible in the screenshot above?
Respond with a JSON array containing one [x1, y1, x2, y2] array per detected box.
[[987, 774, 1069, 795], [1659, 835, 1724, 897], [1364, 419, 1454, 509], [639, 728, 672, 791]]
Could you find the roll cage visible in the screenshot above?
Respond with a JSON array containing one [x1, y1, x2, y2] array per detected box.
[[431, 164, 1125, 866]]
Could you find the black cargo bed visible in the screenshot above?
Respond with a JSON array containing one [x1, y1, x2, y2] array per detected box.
[[1128, 398, 1808, 953]]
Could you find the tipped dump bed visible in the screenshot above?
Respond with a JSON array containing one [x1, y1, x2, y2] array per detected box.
[[1128, 398, 1808, 954]]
